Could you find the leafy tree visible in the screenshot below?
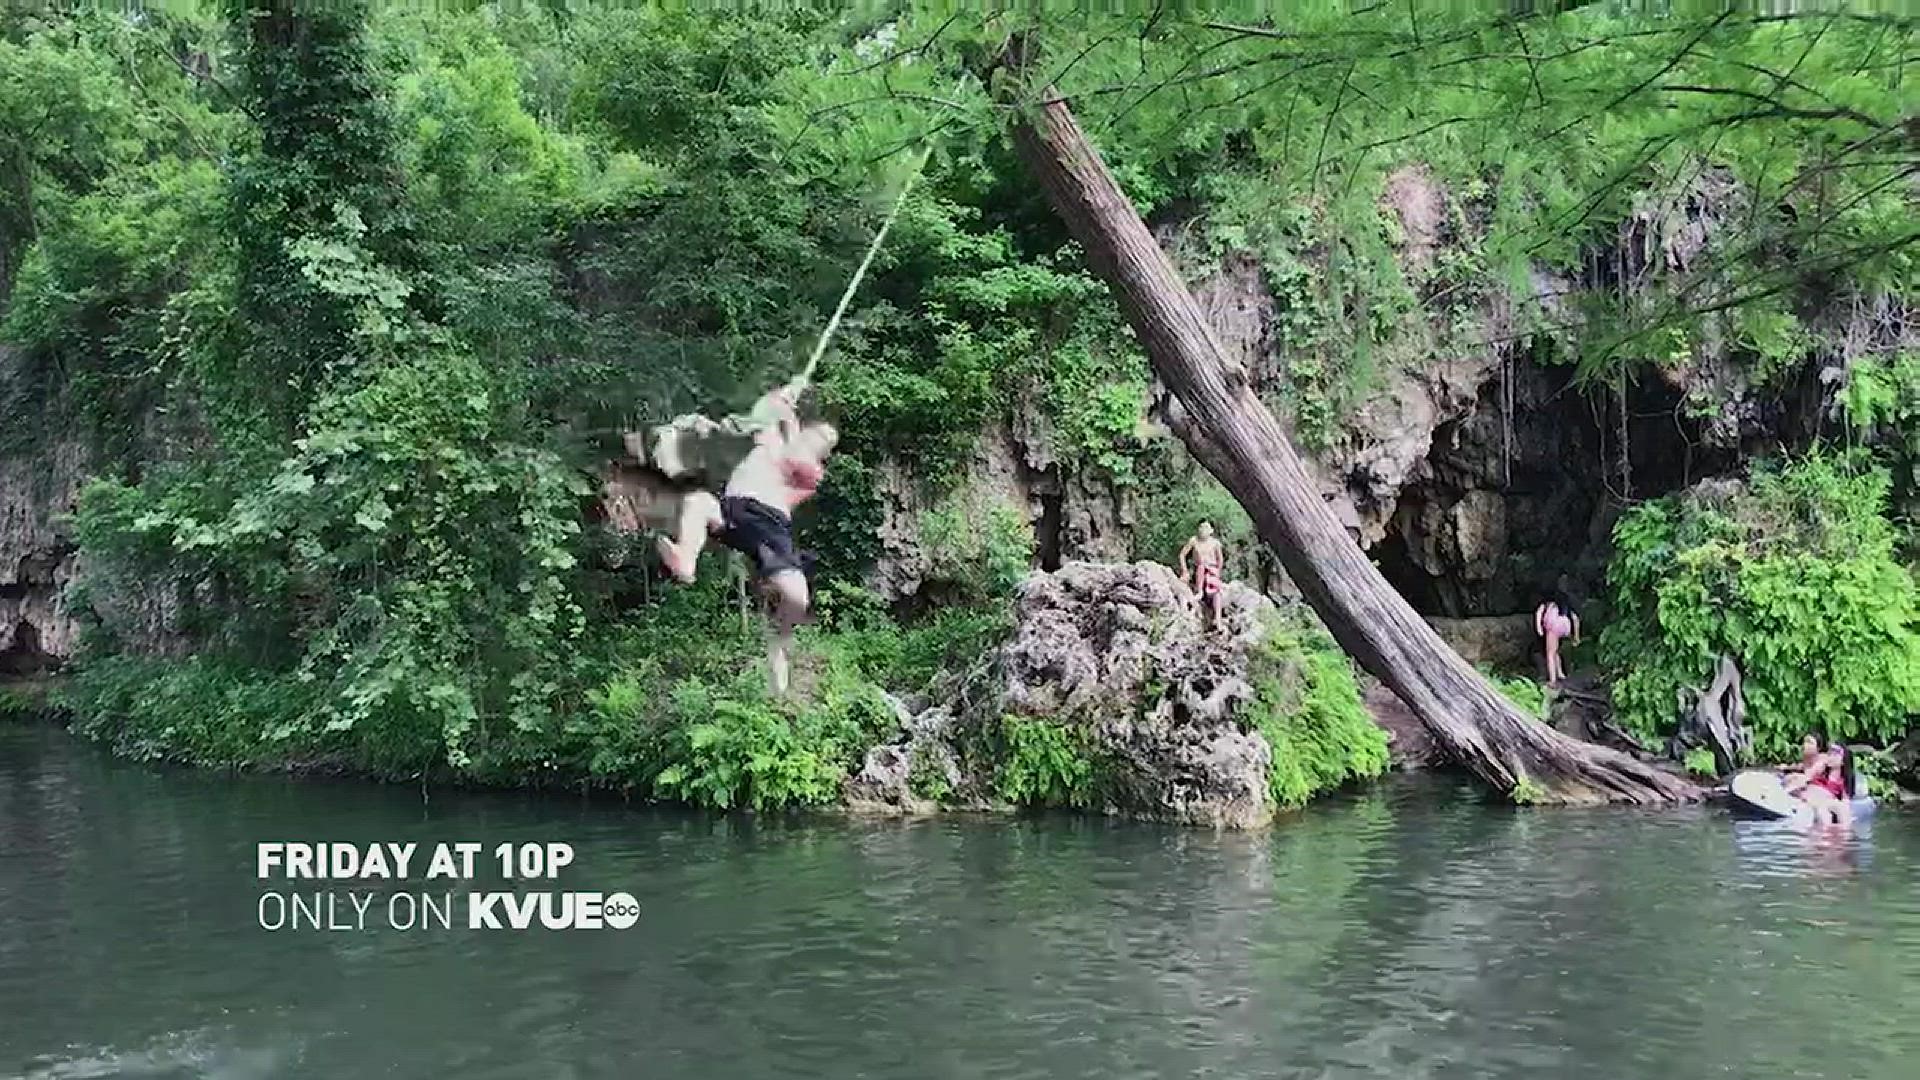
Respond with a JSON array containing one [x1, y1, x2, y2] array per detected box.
[[225, 0, 426, 430], [1602, 455, 1920, 761]]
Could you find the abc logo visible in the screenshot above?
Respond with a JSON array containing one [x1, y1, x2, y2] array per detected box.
[[603, 892, 641, 930]]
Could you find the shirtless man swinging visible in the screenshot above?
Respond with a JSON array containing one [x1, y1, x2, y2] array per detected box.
[[654, 383, 838, 696], [1177, 521, 1227, 630]]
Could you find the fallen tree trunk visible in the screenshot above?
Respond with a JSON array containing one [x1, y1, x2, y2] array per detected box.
[[994, 45, 1695, 804]]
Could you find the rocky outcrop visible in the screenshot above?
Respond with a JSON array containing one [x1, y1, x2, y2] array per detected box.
[[1000, 561, 1274, 827], [1173, 169, 1519, 557], [843, 693, 963, 814], [1425, 613, 1538, 671], [0, 347, 200, 670], [849, 560, 1287, 828], [1160, 165, 1821, 621], [847, 163, 1853, 623], [0, 412, 85, 675]]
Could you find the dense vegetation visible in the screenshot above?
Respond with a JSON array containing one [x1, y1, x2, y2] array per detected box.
[[2, 4, 1914, 805], [1247, 617, 1391, 810], [1603, 455, 1920, 763]]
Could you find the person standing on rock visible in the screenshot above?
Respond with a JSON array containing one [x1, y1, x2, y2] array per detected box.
[[1534, 591, 1581, 688], [1178, 521, 1227, 630]]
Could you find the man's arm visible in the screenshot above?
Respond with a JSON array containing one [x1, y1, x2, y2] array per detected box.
[[1571, 613, 1581, 645], [1176, 537, 1195, 579], [754, 385, 802, 444], [773, 389, 801, 444]]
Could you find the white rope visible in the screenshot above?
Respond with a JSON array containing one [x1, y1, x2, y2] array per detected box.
[[765, 69, 976, 418], [791, 141, 936, 395]]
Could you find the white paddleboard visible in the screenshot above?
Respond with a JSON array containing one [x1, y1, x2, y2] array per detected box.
[[1729, 770, 1804, 818], [1727, 768, 1874, 825]]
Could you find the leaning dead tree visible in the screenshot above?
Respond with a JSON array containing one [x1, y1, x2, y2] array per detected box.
[[991, 40, 1696, 804]]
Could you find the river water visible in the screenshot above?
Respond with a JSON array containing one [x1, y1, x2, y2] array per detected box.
[[3, 723, 1917, 1079]]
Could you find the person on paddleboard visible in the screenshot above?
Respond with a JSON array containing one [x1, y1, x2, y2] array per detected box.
[[1784, 735, 1853, 826]]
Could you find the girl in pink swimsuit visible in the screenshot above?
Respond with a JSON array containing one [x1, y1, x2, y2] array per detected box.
[[1534, 592, 1580, 687]]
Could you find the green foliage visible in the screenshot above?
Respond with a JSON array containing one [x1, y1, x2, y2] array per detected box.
[[1837, 349, 1920, 513], [1246, 614, 1390, 810], [650, 684, 845, 812], [587, 650, 897, 812], [918, 493, 1035, 603], [1131, 470, 1259, 578], [568, 585, 958, 810], [821, 592, 1012, 694], [60, 656, 324, 768], [800, 455, 885, 585], [1484, 668, 1549, 720], [976, 7, 1907, 400], [1602, 455, 1920, 762], [0, 685, 48, 721], [226, 0, 427, 427], [996, 715, 1102, 809], [0, 10, 236, 460], [817, 202, 1143, 481], [13, 5, 1917, 810], [1511, 778, 1549, 806], [889, 604, 1012, 689], [1850, 746, 1902, 801], [1841, 351, 1920, 441], [907, 749, 954, 802], [73, 352, 591, 772], [1683, 747, 1720, 780]]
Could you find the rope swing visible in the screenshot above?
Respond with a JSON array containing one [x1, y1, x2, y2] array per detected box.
[[787, 70, 977, 402], [747, 141, 936, 435], [796, 141, 936, 394]]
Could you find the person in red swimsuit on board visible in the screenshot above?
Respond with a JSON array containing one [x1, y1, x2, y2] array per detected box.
[[1784, 735, 1854, 825], [656, 382, 838, 695]]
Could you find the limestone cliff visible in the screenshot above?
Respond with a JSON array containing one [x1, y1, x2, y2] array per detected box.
[[0, 349, 84, 674], [861, 165, 1894, 626]]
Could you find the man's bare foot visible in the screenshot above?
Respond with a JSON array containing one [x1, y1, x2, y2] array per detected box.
[[655, 537, 695, 583]]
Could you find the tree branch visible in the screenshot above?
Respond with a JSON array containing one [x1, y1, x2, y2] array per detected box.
[[1655, 84, 1884, 128]]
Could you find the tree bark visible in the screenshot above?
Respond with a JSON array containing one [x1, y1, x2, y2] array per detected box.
[[994, 49, 1696, 804]]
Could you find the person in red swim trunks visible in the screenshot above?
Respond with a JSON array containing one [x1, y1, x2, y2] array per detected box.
[[656, 382, 838, 695], [1177, 521, 1228, 631]]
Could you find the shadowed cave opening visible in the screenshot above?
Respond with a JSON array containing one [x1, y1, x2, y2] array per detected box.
[[1370, 361, 1747, 620]]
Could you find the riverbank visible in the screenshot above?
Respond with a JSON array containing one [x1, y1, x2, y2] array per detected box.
[[0, 677, 59, 720], [9, 564, 1400, 828]]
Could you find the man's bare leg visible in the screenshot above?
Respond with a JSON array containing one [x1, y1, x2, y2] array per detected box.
[[657, 491, 722, 583], [764, 569, 810, 696], [768, 622, 796, 697]]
